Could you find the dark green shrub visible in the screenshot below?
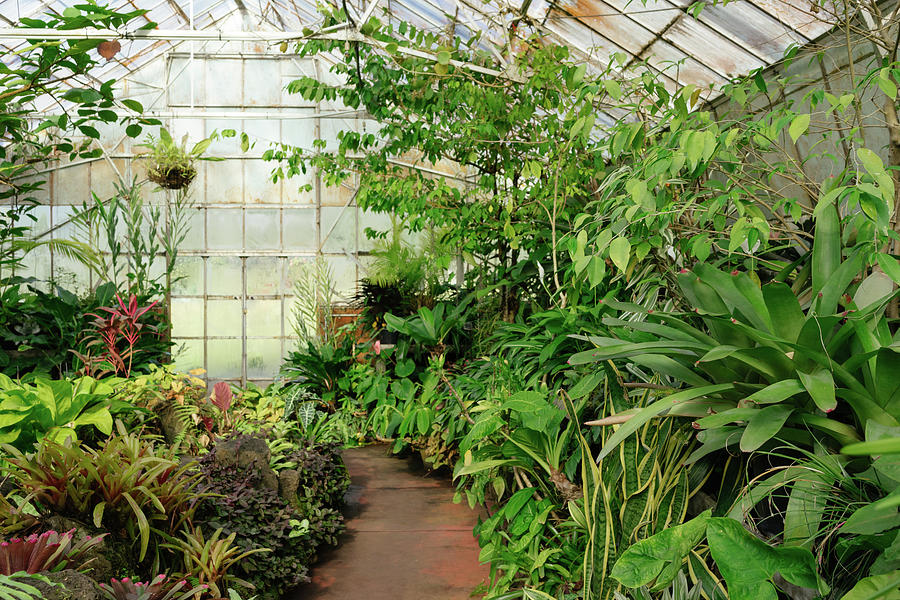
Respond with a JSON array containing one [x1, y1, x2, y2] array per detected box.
[[196, 435, 349, 599]]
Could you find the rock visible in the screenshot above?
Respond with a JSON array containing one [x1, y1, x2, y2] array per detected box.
[[42, 516, 131, 584], [279, 469, 300, 503], [16, 569, 103, 600], [214, 435, 278, 492]]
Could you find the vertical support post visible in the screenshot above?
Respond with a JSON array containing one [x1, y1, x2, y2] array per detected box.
[[189, 0, 195, 109]]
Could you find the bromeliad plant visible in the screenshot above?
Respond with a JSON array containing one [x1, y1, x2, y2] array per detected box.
[[0, 529, 104, 575], [1, 429, 205, 563], [99, 574, 208, 600], [571, 210, 900, 465], [138, 129, 220, 190]]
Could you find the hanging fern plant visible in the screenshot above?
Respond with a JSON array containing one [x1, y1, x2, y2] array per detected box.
[[138, 128, 222, 190]]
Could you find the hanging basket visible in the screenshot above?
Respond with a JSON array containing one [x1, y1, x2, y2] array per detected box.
[[147, 163, 197, 190]]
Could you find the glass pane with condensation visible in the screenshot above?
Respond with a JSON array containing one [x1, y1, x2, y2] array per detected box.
[[207, 338, 243, 379], [171, 257, 204, 295], [180, 208, 206, 251], [244, 159, 281, 205], [171, 298, 205, 338], [321, 206, 357, 253], [326, 255, 358, 301], [247, 257, 281, 296], [246, 338, 283, 379], [207, 256, 242, 297], [282, 209, 317, 250], [245, 208, 281, 250], [205, 161, 243, 204], [173, 339, 204, 373], [206, 208, 243, 250], [247, 300, 284, 340], [207, 300, 243, 337]]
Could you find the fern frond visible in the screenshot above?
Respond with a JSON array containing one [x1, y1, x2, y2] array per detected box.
[[12, 238, 100, 270]]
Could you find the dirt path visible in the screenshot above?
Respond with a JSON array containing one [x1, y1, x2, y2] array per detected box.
[[287, 444, 489, 600]]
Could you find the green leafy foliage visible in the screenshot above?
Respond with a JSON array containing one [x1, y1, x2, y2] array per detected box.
[[611, 513, 826, 600], [0, 374, 134, 452], [195, 435, 349, 600], [1, 430, 204, 563]]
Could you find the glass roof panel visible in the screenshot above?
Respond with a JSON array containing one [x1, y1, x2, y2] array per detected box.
[[0, 0, 841, 113]]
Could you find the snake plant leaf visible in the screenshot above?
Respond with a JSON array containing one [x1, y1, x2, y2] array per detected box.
[[798, 369, 836, 413], [610, 510, 711, 590], [706, 517, 824, 600], [740, 405, 793, 451], [839, 570, 900, 600], [596, 384, 734, 461]]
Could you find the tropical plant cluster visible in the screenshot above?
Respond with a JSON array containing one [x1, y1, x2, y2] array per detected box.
[[265, 3, 900, 600], [0, 6, 355, 600]]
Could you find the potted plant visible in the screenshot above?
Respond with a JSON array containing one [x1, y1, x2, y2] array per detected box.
[[138, 128, 220, 190]]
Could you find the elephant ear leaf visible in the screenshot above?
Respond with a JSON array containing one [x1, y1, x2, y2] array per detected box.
[[610, 510, 711, 590], [706, 517, 825, 600], [838, 570, 900, 600]]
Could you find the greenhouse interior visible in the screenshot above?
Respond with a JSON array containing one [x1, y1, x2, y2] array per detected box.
[[2, 0, 900, 597]]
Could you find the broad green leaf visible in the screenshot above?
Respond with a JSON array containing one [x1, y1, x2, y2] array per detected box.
[[842, 437, 900, 455], [840, 570, 900, 600], [569, 372, 604, 399], [746, 380, 805, 405], [707, 517, 823, 600], [812, 204, 841, 301], [71, 404, 113, 435], [762, 282, 804, 342], [788, 114, 810, 142], [859, 147, 886, 175], [740, 405, 793, 452], [798, 369, 836, 413], [842, 489, 900, 535], [609, 237, 631, 272], [855, 271, 894, 309], [782, 468, 829, 547], [611, 510, 712, 589]]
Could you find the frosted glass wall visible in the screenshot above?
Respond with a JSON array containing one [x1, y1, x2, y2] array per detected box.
[[14, 34, 388, 385]]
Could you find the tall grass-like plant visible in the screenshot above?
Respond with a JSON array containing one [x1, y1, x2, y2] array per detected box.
[[291, 258, 338, 347], [73, 177, 192, 300]]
